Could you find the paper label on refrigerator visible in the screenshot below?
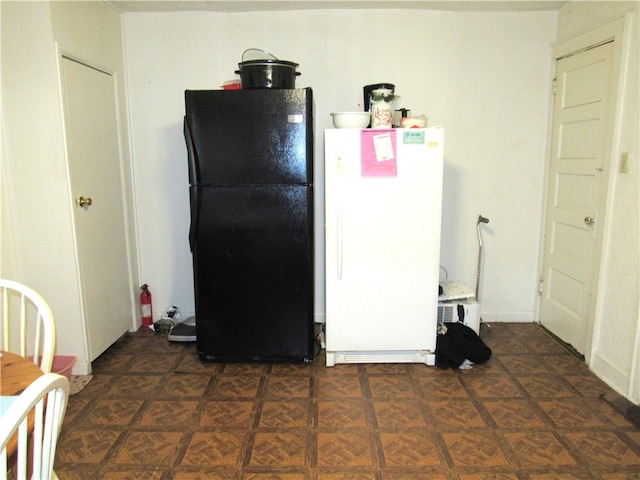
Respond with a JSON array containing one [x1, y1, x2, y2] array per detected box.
[[287, 114, 303, 123], [403, 130, 426, 145], [360, 130, 397, 177], [372, 133, 394, 161]]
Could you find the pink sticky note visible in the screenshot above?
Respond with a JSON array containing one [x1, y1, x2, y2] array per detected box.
[[361, 129, 397, 177]]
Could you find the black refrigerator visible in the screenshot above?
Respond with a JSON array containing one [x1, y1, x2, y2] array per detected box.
[[184, 88, 314, 363]]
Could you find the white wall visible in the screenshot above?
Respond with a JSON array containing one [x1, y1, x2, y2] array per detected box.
[[123, 8, 557, 323], [556, 1, 640, 401], [1, 2, 85, 361], [1, 1, 138, 374]]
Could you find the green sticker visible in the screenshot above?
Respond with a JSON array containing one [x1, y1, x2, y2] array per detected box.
[[403, 131, 425, 145]]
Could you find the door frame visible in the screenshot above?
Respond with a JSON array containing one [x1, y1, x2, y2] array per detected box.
[[536, 16, 628, 365], [56, 45, 138, 370]]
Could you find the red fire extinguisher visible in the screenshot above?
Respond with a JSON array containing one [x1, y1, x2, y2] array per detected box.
[[140, 284, 153, 327]]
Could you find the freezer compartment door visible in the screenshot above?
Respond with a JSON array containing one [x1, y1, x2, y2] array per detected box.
[[184, 88, 313, 186], [193, 185, 314, 362]]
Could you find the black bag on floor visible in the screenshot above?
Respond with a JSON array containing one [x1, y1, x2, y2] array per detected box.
[[435, 322, 492, 370]]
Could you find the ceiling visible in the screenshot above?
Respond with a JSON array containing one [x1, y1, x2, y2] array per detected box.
[[107, 0, 569, 13]]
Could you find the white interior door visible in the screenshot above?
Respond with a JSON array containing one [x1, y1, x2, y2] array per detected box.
[[540, 41, 616, 356], [61, 56, 133, 362]]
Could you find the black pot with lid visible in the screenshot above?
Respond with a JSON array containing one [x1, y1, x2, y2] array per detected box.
[[235, 48, 301, 89]]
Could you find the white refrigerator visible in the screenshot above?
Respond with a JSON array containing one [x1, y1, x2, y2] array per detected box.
[[324, 127, 444, 367]]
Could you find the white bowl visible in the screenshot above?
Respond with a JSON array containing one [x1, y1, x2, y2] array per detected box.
[[331, 112, 370, 129]]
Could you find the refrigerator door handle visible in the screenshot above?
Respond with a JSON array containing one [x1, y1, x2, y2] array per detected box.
[[337, 201, 343, 280], [188, 187, 199, 252], [184, 118, 200, 251], [184, 117, 199, 187]]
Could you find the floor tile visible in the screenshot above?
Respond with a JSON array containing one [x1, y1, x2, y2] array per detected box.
[[180, 431, 246, 467], [428, 400, 488, 428], [318, 400, 368, 428], [55, 323, 639, 478], [416, 374, 469, 398], [498, 354, 549, 375], [316, 431, 376, 467], [245, 473, 306, 480], [81, 399, 145, 427], [318, 375, 363, 398], [516, 375, 576, 398], [563, 431, 640, 466], [249, 431, 308, 467], [101, 470, 168, 479], [139, 400, 200, 428], [483, 399, 549, 429], [114, 430, 184, 467], [200, 400, 254, 428], [157, 374, 211, 398], [457, 474, 520, 480], [211, 375, 262, 399], [368, 376, 416, 399], [543, 354, 591, 375], [260, 400, 310, 428], [57, 429, 122, 464], [125, 353, 181, 373], [383, 473, 449, 480], [502, 431, 578, 466], [318, 473, 377, 480], [563, 374, 613, 397], [537, 399, 609, 428], [372, 400, 429, 428], [441, 432, 511, 467], [107, 374, 163, 397], [378, 430, 441, 467], [528, 474, 592, 480], [264, 375, 311, 398], [463, 374, 525, 398]]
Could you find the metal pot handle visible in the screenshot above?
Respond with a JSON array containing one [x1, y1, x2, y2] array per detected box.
[[242, 48, 278, 62]]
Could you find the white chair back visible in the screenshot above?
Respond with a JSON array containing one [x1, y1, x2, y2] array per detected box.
[[0, 279, 56, 373], [0, 373, 69, 480]]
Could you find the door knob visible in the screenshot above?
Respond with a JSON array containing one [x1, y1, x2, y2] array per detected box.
[[584, 216, 594, 226], [77, 196, 93, 207]]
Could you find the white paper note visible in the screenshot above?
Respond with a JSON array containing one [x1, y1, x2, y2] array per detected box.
[[372, 133, 394, 162]]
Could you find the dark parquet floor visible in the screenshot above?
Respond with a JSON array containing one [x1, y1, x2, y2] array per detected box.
[[55, 322, 640, 479]]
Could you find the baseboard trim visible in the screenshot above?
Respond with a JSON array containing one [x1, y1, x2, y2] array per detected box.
[[71, 361, 91, 376], [590, 350, 631, 398]]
